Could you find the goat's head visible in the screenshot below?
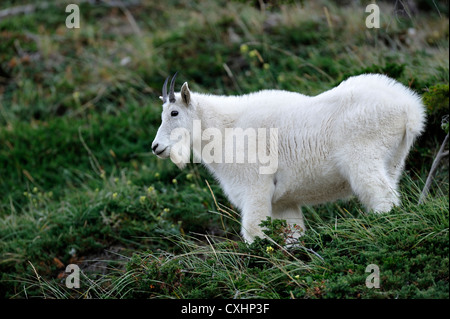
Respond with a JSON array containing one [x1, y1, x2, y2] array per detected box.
[[151, 72, 193, 169]]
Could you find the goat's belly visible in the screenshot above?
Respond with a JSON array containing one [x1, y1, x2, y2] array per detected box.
[[272, 175, 353, 206]]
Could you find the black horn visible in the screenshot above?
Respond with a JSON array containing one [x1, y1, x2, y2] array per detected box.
[[169, 71, 178, 103], [162, 76, 169, 103]]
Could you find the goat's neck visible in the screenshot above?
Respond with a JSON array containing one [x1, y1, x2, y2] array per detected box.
[[191, 93, 238, 170], [193, 94, 238, 132]]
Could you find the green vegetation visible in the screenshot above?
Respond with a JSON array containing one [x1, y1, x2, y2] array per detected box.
[[0, 0, 448, 299], [125, 194, 449, 299]]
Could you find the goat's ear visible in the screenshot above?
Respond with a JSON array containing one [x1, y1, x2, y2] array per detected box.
[[159, 96, 163, 101], [181, 82, 191, 106]]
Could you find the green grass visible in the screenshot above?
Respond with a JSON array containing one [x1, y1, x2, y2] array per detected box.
[[124, 189, 449, 299], [0, 0, 448, 298], [7, 181, 448, 299]]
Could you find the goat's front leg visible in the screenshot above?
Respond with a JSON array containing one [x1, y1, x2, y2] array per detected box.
[[272, 203, 306, 244], [240, 179, 274, 243]]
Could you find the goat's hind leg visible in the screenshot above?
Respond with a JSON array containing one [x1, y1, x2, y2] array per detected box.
[[341, 158, 400, 213], [385, 135, 412, 192]]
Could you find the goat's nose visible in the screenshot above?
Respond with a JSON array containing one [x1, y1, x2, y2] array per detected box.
[[152, 143, 159, 152]]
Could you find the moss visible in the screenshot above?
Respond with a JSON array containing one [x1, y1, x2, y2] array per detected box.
[[422, 84, 449, 119]]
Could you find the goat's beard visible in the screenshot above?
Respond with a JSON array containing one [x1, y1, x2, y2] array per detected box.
[[169, 142, 190, 170]]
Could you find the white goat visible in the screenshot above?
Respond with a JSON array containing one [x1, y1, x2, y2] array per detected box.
[[152, 73, 426, 243]]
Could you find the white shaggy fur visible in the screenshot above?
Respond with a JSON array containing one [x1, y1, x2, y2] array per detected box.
[[152, 74, 426, 243]]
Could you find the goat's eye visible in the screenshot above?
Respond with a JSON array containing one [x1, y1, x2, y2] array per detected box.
[[171, 110, 179, 117]]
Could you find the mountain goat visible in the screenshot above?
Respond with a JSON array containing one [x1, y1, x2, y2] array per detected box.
[[151, 73, 426, 243]]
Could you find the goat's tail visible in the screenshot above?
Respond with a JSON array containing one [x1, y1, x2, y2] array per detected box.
[[404, 93, 427, 151], [387, 93, 426, 185], [390, 92, 426, 183]]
